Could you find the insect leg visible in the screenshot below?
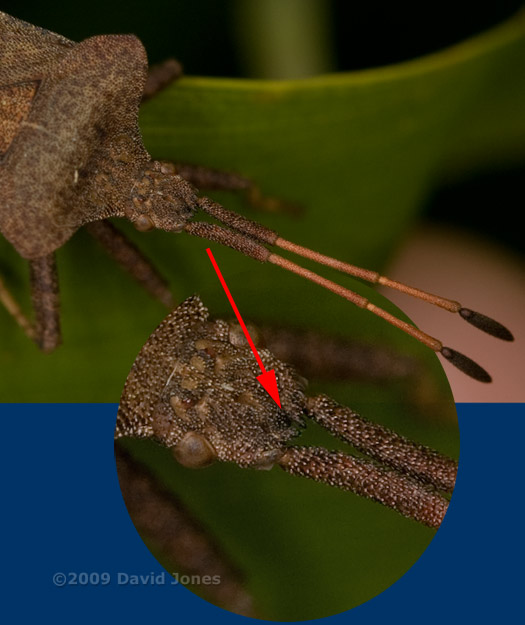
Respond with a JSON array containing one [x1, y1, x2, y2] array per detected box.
[[278, 446, 449, 528], [257, 324, 418, 383], [86, 220, 174, 308], [116, 444, 257, 617], [161, 161, 300, 215], [0, 273, 36, 341], [142, 59, 183, 101], [306, 395, 457, 493], [29, 253, 61, 353]]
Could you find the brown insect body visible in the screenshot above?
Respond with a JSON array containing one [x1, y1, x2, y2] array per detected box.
[[116, 296, 457, 529], [116, 296, 306, 470], [0, 12, 196, 258]]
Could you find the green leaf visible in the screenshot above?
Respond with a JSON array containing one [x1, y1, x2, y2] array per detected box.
[[1, 11, 523, 400]]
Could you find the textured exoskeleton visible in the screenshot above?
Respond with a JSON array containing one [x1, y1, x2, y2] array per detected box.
[[0, 11, 512, 377], [116, 296, 458, 530]]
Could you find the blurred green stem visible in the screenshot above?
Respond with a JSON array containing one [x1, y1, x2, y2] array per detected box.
[[233, 0, 334, 78]]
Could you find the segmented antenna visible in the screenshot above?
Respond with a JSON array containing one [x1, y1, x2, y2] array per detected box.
[[185, 198, 513, 382]]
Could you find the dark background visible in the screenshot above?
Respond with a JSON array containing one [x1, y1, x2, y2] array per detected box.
[[2, 1, 522, 72]]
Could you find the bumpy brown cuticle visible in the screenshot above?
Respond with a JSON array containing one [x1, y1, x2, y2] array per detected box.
[[116, 296, 306, 468], [306, 395, 457, 492], [0, 13, 200, 259], [184, 222, 271, 263], [197, 197, 278, 245], [0, 14, 153, 257], [278, 446, 449, 529], [29, 253, 61, 352], [117, 296, 457, 527]]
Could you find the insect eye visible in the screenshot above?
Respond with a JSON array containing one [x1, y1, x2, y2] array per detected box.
[[172, 431, 217, 468], [134, 214, 154, 231]]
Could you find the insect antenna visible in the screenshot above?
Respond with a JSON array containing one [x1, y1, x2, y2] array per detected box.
[[274, 238, 514, 342], [278, 446, 449, 529], [185, 197, 513, 383]]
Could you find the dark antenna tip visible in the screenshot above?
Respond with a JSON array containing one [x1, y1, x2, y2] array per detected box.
[[440, 347, 492, 383], [459, 308, 514, 341]]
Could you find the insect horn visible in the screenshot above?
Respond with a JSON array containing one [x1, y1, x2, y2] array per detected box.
[[184, 197, 513, 383]]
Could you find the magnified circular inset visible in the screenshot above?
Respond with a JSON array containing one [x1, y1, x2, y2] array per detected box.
[[114, 295, 459, 620]]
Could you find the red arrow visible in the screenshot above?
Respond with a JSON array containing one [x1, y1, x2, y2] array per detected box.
[[206, 247, 282, 408]]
